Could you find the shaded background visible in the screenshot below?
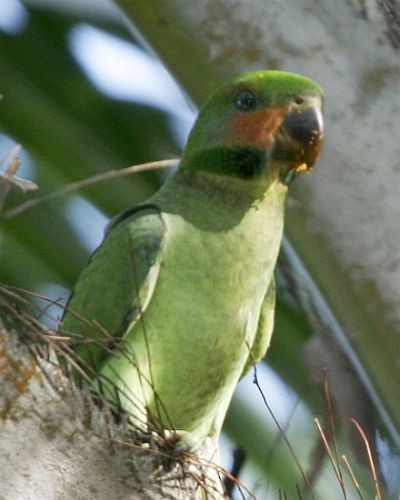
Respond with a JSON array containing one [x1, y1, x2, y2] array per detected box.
[[1, 0, 399, 498]]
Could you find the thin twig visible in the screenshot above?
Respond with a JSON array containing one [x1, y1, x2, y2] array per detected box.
[[322, 370, 347, 497], [341, 455, 364, 499], [0, 158, 179, 219], [0, 145, 31, 210], [0, 145, 38, 197], [348, 417, 382, 500], [223, 447, 246, 498], [314, 418, 347, 498], [252, 365, 316, 499]]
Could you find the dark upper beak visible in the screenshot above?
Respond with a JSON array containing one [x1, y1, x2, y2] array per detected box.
[[272, 105, 324, 182], [283, 106, 324, 167]]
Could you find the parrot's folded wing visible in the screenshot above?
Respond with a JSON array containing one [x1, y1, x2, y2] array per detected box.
[[61, 204, 166, 372]]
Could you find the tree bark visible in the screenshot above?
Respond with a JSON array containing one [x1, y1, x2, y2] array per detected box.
[[0, 295, 225, 499]]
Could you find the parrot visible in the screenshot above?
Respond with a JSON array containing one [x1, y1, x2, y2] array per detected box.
[[61, 70, 324, 450]]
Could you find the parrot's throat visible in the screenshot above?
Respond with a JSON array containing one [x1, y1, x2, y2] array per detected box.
[[181, 146, 267, 180]]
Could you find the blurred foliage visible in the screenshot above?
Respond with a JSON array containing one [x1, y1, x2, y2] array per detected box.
[[0, 7, 177, 290]]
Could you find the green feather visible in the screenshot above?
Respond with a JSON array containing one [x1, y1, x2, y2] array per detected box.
[[62, 70, 324, 449]]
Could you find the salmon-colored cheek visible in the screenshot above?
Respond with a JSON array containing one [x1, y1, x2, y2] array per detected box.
[[227, 107, 285, 149]]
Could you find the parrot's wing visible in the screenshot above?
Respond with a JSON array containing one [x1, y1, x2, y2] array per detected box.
[[62, 204, 166, 371], [241, 274, 276, 378]]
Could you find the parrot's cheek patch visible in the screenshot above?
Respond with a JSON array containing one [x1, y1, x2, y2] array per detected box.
[[228, 107, 286, 150]]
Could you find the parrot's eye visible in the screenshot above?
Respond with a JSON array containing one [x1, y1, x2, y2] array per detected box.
[[293, 95, 304, 106], [235, 90, 257, 111]]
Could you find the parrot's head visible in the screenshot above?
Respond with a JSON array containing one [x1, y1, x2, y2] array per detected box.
[[181, 70, 324, 185]]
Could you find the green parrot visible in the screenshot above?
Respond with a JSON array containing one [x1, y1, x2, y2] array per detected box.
[[62, 70, 324, 449]]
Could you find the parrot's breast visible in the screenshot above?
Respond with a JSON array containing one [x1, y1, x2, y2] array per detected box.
[[98, 177, 287, 444], [133, 181, 285, 436]]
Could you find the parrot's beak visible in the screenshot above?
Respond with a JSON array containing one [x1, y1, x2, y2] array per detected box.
[[272, 104, 324, 183]]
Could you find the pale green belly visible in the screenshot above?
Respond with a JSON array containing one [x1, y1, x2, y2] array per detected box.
[[99, 208, 281, 440]]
